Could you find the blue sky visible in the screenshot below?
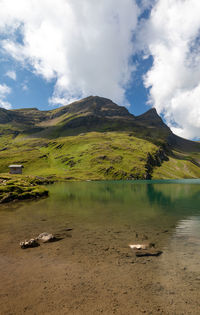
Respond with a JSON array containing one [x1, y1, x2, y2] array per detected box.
[[0, 59, 55, 110], [0, 0, 200, 140], [0, 52, 152, 115]]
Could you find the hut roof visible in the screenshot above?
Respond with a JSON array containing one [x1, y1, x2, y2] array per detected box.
[[9, 165, 23, 168]]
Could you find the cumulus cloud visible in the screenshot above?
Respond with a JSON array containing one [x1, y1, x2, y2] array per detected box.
[[0, 84, 12, 109], [0, 0, 140, 106], [1, 0, 199, 139], [5, 70, 16, 80], [142, 0, 200, 139]]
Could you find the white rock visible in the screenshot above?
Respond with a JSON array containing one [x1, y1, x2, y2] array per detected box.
[[37, 232, 55, 243], [129, 244, 148, 250]]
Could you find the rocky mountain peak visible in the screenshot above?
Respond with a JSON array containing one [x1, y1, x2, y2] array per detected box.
[[49, 95, 134, 120]]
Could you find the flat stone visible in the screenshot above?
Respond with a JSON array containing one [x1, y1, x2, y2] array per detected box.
[[129, 242, 155, 250], [129, 244, 148, 250], [129, 242, 162, 257], [135, 250, 163, 257]]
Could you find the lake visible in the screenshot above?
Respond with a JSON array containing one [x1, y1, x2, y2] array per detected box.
[[0, 179, 200, 314]]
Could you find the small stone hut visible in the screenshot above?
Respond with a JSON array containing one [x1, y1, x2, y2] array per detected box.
[[9, 165, 23, 175]]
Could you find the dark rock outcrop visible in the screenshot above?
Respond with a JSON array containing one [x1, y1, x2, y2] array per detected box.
[[145, 148, 169, 179]]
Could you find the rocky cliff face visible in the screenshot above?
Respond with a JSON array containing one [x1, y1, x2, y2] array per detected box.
[[145, 149, 169, 179]]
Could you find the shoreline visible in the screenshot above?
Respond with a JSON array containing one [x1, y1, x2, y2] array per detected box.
[[0, 174, 51, 204], [0, 174, 200, 204], [0, 180, 200, 314]]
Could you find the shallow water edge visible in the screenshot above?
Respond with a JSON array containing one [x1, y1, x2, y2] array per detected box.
[[0, 179, 199, 314]]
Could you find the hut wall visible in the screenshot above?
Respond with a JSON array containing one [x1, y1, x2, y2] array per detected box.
[[9, 167, 22, 174]]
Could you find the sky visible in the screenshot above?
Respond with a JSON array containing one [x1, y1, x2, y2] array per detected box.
[[0, 0, 200, 140]]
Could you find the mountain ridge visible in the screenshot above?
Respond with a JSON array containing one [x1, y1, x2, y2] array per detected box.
[[0, 95, 199, 149], [0, 96, 200, 180], [0, 95, 168, 133]]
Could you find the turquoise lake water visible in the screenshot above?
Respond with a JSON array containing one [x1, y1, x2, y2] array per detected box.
[[1, 179, 200, 259], [0, 179, 200, 314]]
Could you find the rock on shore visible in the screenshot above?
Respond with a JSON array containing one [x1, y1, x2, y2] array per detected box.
[[0, 175, 49, 204]]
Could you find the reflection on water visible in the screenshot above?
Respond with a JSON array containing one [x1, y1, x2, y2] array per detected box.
[[176, 216, 200, 237], [0, 179, 200, 314], [1, 179, 200, 234], [46, 179, 200, 275], [170, 216, 200, 271]]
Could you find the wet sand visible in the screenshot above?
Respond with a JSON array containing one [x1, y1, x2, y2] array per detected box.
[[0, 181, 200, 314]]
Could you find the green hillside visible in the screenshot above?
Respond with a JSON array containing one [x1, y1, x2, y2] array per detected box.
[[0, 96, 200, 180], [0, 131, 199, 180]]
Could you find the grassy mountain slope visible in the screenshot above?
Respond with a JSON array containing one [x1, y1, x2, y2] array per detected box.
[[0, 132, 156, 180], [0, 96, 200, 180]]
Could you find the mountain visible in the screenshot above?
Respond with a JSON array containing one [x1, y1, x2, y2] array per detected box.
[[0, 96, 170, 139], [0, 96, 200, 180]]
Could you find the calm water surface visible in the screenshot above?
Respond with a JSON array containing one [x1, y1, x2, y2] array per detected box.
[[0, 179, 200, 314], [1, 179, 200, 260]]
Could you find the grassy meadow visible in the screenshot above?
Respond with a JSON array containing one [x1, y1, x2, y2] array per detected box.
[[0, 131, 200, 181]]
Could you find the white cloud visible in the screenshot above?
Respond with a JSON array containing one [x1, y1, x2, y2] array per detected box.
[[5, 70, 16, 80], [0, 83, 12, 109], [1, 0, 199, 140], [0, 0, 140, 106], [49, 95, 78, 106], [142, 0, 200, 139], [0, 84, 10, 95]]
